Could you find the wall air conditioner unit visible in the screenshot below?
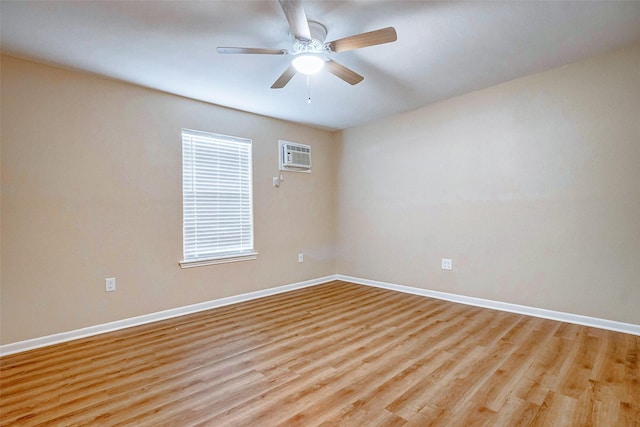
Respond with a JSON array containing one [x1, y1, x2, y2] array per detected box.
[[279, 140, 311, 173]]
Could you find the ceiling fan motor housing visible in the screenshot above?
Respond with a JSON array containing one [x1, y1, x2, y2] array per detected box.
[[293, 20, 328, 54]]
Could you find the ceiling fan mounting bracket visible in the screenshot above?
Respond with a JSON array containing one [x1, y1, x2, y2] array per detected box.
[[307, 20, 327, 43]]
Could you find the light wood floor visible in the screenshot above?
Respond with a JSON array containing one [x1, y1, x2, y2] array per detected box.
[[1, 280, 638, 426]]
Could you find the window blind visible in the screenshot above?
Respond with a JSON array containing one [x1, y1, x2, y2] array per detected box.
[[181, 129, 255, 266]]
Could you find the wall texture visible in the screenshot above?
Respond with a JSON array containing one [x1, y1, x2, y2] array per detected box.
[[336, 44, 640, 324], [1, 56, 338, 344]]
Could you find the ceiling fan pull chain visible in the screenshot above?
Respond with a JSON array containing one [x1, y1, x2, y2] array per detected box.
[[307, 74, 312, 104]]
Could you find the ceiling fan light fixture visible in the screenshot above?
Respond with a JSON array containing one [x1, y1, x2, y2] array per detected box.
[[292, 54, 325, 75]]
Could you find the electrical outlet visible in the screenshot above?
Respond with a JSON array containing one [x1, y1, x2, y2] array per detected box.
[[441, 259, 452, 270], [105, 277, 116, 292], [298, 253, 304, 263]]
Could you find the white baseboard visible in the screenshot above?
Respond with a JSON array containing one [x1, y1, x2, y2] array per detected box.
[[0, 275, 335, 357], [336, 275, 640, 337], [3, 274, 638, 357]]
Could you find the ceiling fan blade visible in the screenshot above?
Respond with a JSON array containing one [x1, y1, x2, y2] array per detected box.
[[325, 59, 364, 85], [271, 65, 297, 89], [217, 47, 288, 55], [327, 27, 397, 53], [278, 0, 311, 41]]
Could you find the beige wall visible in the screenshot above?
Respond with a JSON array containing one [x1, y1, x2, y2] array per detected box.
[[1, 56, 338, 344], [336, 44, 640, 324]]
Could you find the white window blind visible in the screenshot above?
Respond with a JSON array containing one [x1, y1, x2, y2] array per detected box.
[[180, 129, 256, 268]]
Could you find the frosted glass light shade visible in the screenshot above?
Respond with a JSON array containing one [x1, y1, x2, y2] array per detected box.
[[292, 55, 325, 75]]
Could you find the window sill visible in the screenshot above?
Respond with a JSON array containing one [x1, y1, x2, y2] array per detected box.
[[179, 252, 259, 269]]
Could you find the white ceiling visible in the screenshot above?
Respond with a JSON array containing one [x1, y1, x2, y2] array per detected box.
[[2, 1, 640, 131]]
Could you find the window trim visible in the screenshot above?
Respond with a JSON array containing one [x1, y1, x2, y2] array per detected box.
[[179, 251, 258, 269]]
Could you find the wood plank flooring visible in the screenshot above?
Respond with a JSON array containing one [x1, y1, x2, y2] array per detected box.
[[1, 280, 638, 426]]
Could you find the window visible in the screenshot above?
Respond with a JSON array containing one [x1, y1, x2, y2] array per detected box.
[[180, 129, 257, 268]]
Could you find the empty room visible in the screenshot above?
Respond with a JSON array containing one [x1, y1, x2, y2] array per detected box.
[[1, 0, 639, 425]]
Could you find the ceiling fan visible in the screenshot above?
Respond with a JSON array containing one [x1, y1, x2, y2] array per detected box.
[[217, 0, 397, 89]]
